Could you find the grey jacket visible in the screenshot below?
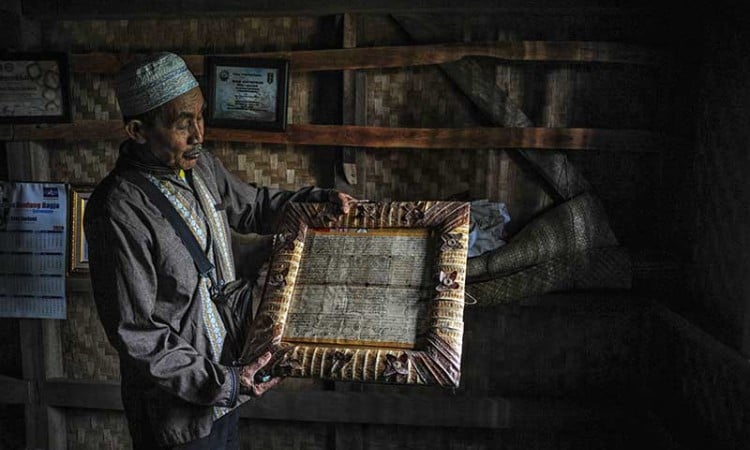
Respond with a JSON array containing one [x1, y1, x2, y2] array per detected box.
[[84, 143, 330, 445]]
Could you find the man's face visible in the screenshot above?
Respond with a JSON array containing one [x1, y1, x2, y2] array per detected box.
[[145, 87, 206, 171]]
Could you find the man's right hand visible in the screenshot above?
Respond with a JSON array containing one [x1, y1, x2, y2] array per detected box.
[[238, 352, 283, 397]]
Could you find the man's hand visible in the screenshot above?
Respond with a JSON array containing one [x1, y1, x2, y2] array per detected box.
[[238, 352, 283, 397], [329, 190, 357, 215]]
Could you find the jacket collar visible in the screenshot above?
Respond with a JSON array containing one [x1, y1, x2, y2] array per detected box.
[[115, 140, 178, 176]]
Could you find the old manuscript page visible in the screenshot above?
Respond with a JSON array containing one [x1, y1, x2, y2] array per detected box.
[[283, 228, 435, 349]]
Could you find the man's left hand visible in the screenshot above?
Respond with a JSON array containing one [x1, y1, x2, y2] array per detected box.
[[329, 191, 357, 215], [238, 352, 283, 397]]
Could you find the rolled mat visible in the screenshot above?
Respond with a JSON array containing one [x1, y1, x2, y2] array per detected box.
[[466, 193, 631, 305]]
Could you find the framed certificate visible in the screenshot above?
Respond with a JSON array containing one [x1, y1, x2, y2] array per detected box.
[[69, 185, 93, 274], [241, 201, 470, 387], [0, 53, 71, 124], [205, 56, 289, 131]]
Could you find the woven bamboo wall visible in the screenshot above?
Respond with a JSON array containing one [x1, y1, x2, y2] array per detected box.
[[61, 290, 120, 380], [48, 141, 119, 184], [65, 409, 131, 450], [212, 142, 329, 191], [352, 14, 666, 243]]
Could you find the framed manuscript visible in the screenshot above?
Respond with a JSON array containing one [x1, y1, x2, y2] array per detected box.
[[241, 201, 470, 387]]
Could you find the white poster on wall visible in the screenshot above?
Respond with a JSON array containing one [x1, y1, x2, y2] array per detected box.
[[0, 181, 67, 318]]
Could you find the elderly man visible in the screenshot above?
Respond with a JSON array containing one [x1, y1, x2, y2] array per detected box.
[[84, 52, 353, 449]]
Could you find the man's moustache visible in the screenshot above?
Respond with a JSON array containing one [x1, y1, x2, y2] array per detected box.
[[184, 145, 204, 158]]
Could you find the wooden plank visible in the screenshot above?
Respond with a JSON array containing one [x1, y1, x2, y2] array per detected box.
[[20, 319, 49, 449], [174, 125, 676, 152], [341, 13, 358, 120], [70, 41, 667, 75], [339, 13, 359, 188], [0, 375, 31, 404], [11, 120, 126, 141], [4, 121, 674, 152], [41, 378, 626, 429], [22, 0, 658, 20]]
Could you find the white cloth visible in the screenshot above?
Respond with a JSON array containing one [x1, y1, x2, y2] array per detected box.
[[468, 199, 510, 258]]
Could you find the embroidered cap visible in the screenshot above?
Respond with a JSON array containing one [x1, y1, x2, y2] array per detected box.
[[114, 52, 199, 117]]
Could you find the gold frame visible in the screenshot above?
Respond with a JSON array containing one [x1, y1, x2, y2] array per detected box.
[[69, 186, 93, 274], [241, 201, 470, 387]]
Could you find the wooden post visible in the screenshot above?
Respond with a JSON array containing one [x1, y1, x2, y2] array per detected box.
[[340, 13, 358, 187], [337, 13, 367, 195]]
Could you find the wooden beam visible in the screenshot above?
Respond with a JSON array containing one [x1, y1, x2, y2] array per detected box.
[[40, 378, 626, 429], [70, 41, 667, 76], [22, 0, 658, 20], [0, 375, 31, 404], [2, 121, 675, 152]]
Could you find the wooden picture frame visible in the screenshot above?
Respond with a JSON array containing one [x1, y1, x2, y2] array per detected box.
[[68, 185, 92, 274], [241, 201, 470, 387], [0, 52, 71, 124], [204, 56, 289, 131]]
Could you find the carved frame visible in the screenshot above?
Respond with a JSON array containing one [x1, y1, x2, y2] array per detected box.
[[241, 201, 470, 387]]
